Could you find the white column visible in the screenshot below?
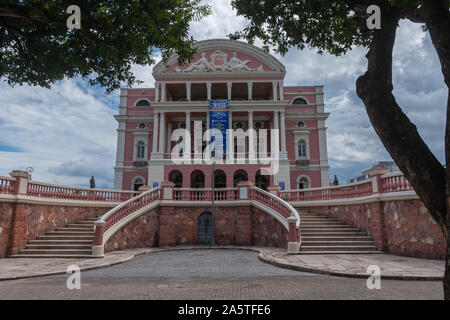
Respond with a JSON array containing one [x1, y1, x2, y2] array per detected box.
[[186, 82, 191, 101], [247, 82, 253, 100], [152, 112, 159, 153], [280, 111, 287, 157], [227, 82, 232, 100], [207, 82, 212, 100], [185, 111, 191, 154], [279, 80, 284, 100], [248, 111, 255, 161], [227, 110, 233, 159], [272, 81, 278, 101], [206, 111, 210, 147], [154, 82, 159, 102], [161, 82, 166, 102], [273, 111, 279, 155], [167, 122, 172, 154], [158, 112, 165, 153]]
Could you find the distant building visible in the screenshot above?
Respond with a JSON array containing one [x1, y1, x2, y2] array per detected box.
[[349, 161, 400, 184]]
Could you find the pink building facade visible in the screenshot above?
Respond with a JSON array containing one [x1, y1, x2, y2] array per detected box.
[[114, 39, 330, 191]]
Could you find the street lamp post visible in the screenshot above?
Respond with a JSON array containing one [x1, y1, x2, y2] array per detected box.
[[211, 160, 215, 246]]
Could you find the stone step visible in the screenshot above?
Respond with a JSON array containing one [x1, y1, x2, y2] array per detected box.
[[26, 244, 92, 250], [300, 245, 378, 252], [30, 239, 93, 245], [36, 235, 94, 240], [66, 224, 94, 229], [300, 218, 336, 222], [300, 223, 359, 230], [76, 221, 96, 225], [301, 240, 375, 246], [301, 227, 360, 231], [55, 227, 94, 232], [301, 221, 344, 226], [18, 249, 92, 255], [47, 231, 95, 236], [302, 236, 372, 241], [297, 251, 382, 255]]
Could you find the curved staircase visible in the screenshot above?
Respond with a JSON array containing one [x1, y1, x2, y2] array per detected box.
[[10, 216, 98, 258], [299, 212, 380, 254]]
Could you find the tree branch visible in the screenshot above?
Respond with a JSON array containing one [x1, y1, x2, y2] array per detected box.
[[356, 1, 447, 229]]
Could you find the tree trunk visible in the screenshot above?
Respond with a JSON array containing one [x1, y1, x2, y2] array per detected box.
[[355, 2, 448, 298], [422, 0, 450, 300]]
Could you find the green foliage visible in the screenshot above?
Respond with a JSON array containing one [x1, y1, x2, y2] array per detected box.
[[0, 0, 211, 93], [230, 0, 425, 56]]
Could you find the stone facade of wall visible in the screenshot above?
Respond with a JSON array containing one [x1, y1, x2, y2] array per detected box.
[[104, 207, 160, 252], [299, 198, 446, 260], [0, 200, 111, 257], [103, 205, 288, 252]]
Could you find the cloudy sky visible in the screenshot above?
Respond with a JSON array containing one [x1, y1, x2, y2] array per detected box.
[[0, 1, 446, 188]]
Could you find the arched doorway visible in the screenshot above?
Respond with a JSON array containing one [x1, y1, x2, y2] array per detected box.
[[132, 177, 145, 191], [233, 170, 248, 187], [198, 212, 213, 244], [255, 170, 269, 190], [214, 170, 226, 188], [169, 170, 183, 188], [298, 176, 310, 189], [191, 170, 205, 188]]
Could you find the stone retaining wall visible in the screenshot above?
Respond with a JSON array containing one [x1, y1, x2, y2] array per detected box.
[[0, 200, 111, 257], [104, 205, 288, 252], [299, 198, 446, 260]]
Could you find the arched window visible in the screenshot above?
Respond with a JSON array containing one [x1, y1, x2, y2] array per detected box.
[[136, 99, 150, 107], [298, 177, 310, 189], [298, 139, 307, 158], [169, 170, 183, 188], [292, 98, 308, 105], [233, 170, 248, 187], [132, 177, 145, 191], [136, 141, 145, 159]]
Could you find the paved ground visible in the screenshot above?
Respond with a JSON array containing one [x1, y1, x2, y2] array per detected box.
[[0, 246, 444, 280], [0, 249, 444, 299]]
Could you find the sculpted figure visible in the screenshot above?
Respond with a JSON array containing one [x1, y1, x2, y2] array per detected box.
[[227, 52, 254, 71], [183, 52, 213, 72]]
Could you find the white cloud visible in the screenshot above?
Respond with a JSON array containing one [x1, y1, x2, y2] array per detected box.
[[0, 1, 446, 187]]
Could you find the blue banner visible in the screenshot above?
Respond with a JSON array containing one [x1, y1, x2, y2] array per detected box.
[[209, 99, 229, 158]]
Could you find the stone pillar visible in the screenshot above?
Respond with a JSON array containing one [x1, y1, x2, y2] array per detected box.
[[248, 111, 255, 161], [247, 82, 253, 100], [368, 167, 389, 251], [370, 167, 389, 194], [185, 111, 191, 155], [272, 111, 279, 156], [287, 216, 299, 254], [161, 82, 166, 102], [152, 112, 159, 154], [161, 181, 175, 200], [92, 220, 105, 257], [227, 110, 233, 159], [207, 82, 212, 100], [10, 170, 30, 195], [154, 82, 159, 102], [279, 80, 284, 100], [280, 111, 287, 157], [272, 81, 278, 101], [237, 181, 253, 200], [227, 82, 232, 100], [158, 112, 166, 154], [186, 82, 191, 101]]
